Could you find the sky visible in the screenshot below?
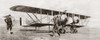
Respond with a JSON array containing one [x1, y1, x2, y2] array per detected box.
[[0, 0, 100, 27]]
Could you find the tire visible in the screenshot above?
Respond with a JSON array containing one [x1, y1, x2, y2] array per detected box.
[[59, 28, 66, 34], [73, 29, 78, 33], [71, 29, 78, 33]]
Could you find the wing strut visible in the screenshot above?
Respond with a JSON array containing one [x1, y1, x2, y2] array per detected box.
[[32, 13, 42, 23], [26, 13, 36, 23], [35, 16, 47, 22]]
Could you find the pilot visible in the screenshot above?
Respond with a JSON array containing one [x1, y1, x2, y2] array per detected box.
[[4, 14, 13, 34]]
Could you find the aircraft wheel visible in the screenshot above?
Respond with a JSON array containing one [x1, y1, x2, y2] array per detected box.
[[59, 29, 66, 34], [71, 29, 78, 33], [74, 29, 78, 33]]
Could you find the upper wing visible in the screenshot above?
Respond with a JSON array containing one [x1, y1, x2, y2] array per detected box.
[[10, 5, 61, 15], [10, 5, 90, 19]]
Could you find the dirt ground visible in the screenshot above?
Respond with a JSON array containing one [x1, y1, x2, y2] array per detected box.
[[0, 26, 100, 40]]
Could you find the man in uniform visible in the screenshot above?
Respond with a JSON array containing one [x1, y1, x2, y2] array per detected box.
[[52, 16, 61, 37], [51, 10, 69, 37], [4, 14, 13, 34]]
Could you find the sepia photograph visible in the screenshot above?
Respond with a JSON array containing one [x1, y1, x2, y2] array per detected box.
[[0, 0, 100, 40]]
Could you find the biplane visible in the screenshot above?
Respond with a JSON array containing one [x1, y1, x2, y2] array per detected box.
[[10, 5, 90, 33]]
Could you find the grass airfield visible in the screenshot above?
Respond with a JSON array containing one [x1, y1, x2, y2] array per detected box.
[[0, 25, 100, 40]]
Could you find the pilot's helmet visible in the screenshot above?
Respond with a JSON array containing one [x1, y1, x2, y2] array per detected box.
[[4, 14, 11, 18], [6, 14, 12, 18]]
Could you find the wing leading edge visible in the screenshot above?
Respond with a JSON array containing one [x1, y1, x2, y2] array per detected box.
[[10, 5, 90, 19]]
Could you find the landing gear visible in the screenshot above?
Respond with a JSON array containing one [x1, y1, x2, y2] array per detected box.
[[70, 29, 78, 33], [73, 29, 78, 33], [59, 28, 66, 34]]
